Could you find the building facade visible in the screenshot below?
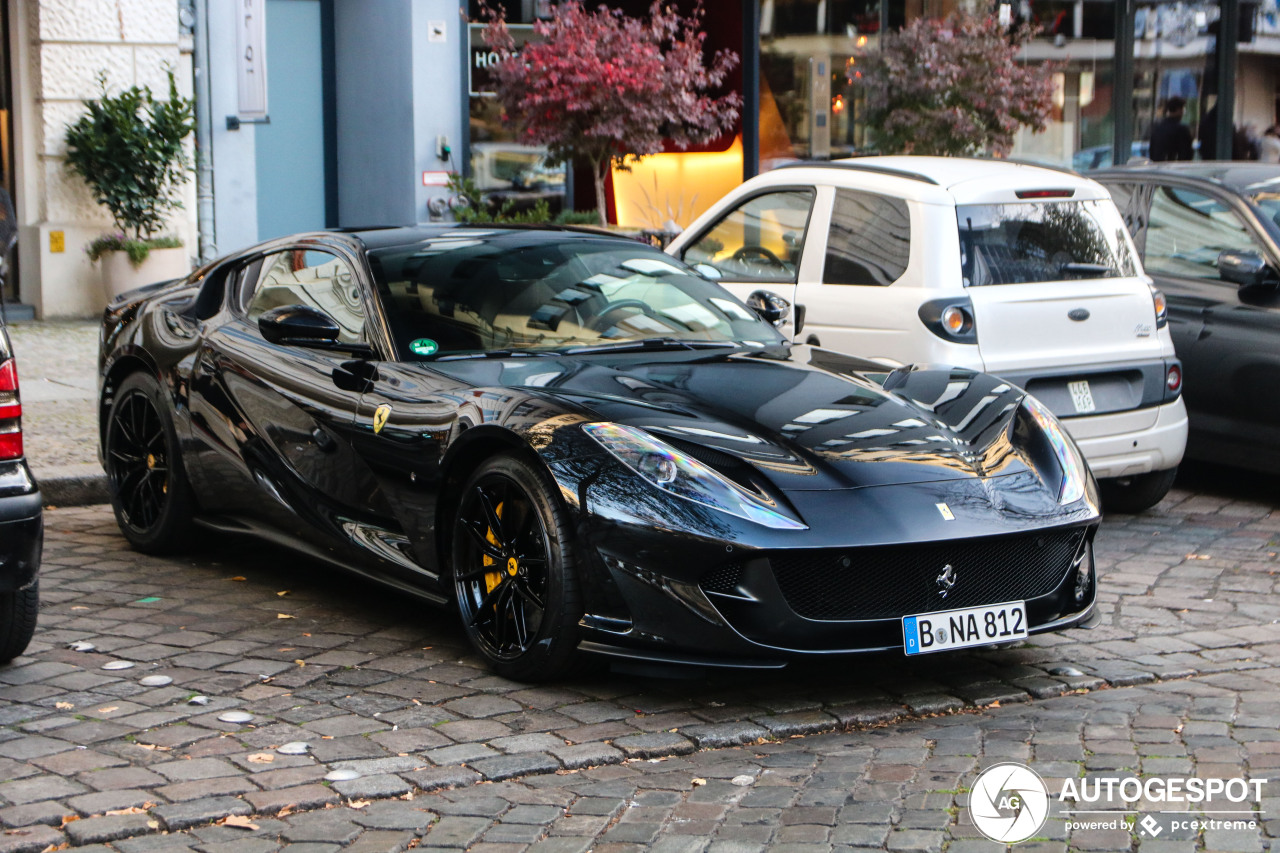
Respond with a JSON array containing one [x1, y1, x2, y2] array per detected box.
[[4, 0, 1278, 317]]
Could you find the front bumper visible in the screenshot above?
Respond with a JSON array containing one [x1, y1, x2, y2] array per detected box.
[[571, 473, 1100, 667], [0, 459, 43, 593]]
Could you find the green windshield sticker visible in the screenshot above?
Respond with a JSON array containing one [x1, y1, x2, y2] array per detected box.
[[409, 338, 439, 356]]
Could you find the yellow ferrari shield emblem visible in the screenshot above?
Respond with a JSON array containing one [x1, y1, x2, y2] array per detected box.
[[373, 404, 391, 435]]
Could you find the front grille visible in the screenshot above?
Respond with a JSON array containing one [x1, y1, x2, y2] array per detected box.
[[701, 562, 744, 593], [768, 529, 1085, 621]]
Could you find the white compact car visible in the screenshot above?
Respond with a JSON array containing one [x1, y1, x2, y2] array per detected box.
[[666, 156, 1188, 512]]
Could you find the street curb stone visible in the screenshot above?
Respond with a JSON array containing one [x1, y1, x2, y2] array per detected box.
[[37, 465, 109, 508]]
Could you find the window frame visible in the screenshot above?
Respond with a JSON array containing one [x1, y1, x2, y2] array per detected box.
[[1142, 182, 1271, 282], [676, 185, 818, 285]]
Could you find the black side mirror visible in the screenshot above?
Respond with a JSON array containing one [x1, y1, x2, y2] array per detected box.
[[259, 304, 341, 346], [1218, 250, 1271, 287], [746, 290, 791, 327]]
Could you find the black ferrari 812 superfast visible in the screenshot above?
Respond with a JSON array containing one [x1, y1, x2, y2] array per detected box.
[[98, 226, 1100, 680]]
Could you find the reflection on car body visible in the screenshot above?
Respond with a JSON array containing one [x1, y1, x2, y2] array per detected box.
[[98, 225, 1101, 680]]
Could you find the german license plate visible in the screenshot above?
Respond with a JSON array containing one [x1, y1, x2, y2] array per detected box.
[[1068, 379, 1097, 413], [902, 601, 1028, 655]]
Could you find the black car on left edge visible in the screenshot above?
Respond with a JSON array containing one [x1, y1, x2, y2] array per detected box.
[[97, 226, 1101, 680], [0, 317, 41, 663]]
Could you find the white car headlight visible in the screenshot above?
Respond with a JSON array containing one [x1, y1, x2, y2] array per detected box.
[[583, 422, 807, 530], [1021, 394, 1087, 505]]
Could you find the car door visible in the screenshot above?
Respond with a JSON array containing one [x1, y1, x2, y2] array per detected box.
[[1137, 182, 1280, 465], [187, 245, 392, 543], [672, 186, 820, 339], [789, 186, 929, 364]]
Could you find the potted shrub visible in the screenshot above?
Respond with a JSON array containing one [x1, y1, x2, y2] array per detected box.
[[64, 71, 196, 299]]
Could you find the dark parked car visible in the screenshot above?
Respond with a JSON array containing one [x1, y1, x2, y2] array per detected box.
[[98, 226, 1101, 680], [0, 190, 41, 665], [1093, 164, 1280, 472]]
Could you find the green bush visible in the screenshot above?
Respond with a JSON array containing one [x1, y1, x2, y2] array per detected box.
[[64, 70, 195, 257], [86, 234, 183, 268], [447, 173, 597, 226]]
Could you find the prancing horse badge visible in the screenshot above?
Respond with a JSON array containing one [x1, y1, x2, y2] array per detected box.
[[373, 404, 391, 435]]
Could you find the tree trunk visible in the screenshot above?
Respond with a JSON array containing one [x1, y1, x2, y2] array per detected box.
[[592, 158, 608, 228]]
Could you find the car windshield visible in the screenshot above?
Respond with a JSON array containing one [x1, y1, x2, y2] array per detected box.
[[956, 199, 1139, 286], [366, 232, 786, 359]]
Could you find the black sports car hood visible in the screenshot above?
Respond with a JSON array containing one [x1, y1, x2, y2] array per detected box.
[[426, 346, 1039, 492]]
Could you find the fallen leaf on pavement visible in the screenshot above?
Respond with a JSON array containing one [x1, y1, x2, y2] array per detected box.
[[97, 707, 118, 714], [349, 799, 371, 809], [276, 806, 296, 818], [54, 702, 74, 710], [277, 614, 295, 619], [105, 807, 147, 816], [221, 815, 259, 830], [228, 576, 246, 581], [247, 753, 275, 764], [277, 590, 290, 596]]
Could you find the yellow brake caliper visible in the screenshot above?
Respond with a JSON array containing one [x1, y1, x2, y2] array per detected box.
[[483, 502, 507, 597]]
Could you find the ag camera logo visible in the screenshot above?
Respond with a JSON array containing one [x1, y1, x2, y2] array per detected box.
[[969, 762, 1050, 844]]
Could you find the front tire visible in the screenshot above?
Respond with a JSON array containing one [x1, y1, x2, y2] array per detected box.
[[1100, 467, 1178, 514], [451, 454, 582, 681], [104, 372, 196, 554], [0, 582, 38, 664]]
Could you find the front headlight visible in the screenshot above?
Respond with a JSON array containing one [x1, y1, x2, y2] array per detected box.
[[583, 422, 807, 530], [1021, 394, 1087, 505]]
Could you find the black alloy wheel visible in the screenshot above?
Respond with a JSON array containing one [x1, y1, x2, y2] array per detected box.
[[452, 454, 581, 681], [104, 373, 195, 554]]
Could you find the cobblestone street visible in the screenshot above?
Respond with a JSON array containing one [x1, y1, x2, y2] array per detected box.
[[0, 471, 1277, 852]]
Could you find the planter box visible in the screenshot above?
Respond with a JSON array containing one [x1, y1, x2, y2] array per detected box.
[[100, 247, 191, 301]]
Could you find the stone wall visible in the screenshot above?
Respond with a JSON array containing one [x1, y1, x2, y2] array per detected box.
[[13, 0, 196, 318]]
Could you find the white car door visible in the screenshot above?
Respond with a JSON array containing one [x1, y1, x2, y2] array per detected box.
[[671, 186, 822, 340], [791, 188, 979, 368]]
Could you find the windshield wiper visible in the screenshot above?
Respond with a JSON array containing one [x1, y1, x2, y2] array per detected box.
[[433, 349, 559, 361], [563, 337, 743, 355], [1059, 262, 1112, 278]]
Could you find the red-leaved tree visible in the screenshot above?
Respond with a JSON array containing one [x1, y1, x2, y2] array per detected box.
[[482, 1, 741, 225], [860, 13, 1054, 157]]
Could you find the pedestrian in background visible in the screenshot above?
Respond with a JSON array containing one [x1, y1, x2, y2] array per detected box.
[[1260, 125, 1280, 163], [1149, 96, 1194, 161]]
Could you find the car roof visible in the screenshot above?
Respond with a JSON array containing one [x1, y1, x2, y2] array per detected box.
[[1092, 162, 1280, 195], [339, 224, 650, 253], [760, 156, 1111, 205]]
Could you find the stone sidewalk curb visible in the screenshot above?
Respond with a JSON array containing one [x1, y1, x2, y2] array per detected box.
[[37, 463, 109, 508]]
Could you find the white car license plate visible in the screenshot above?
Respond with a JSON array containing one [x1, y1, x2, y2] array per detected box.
[[1068, 379, 1097, 413], [902, 601, 1028, 655]]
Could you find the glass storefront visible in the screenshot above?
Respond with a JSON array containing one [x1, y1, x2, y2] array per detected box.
[[466, 7, 568, 216], [752, 0, 1277, 172]]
